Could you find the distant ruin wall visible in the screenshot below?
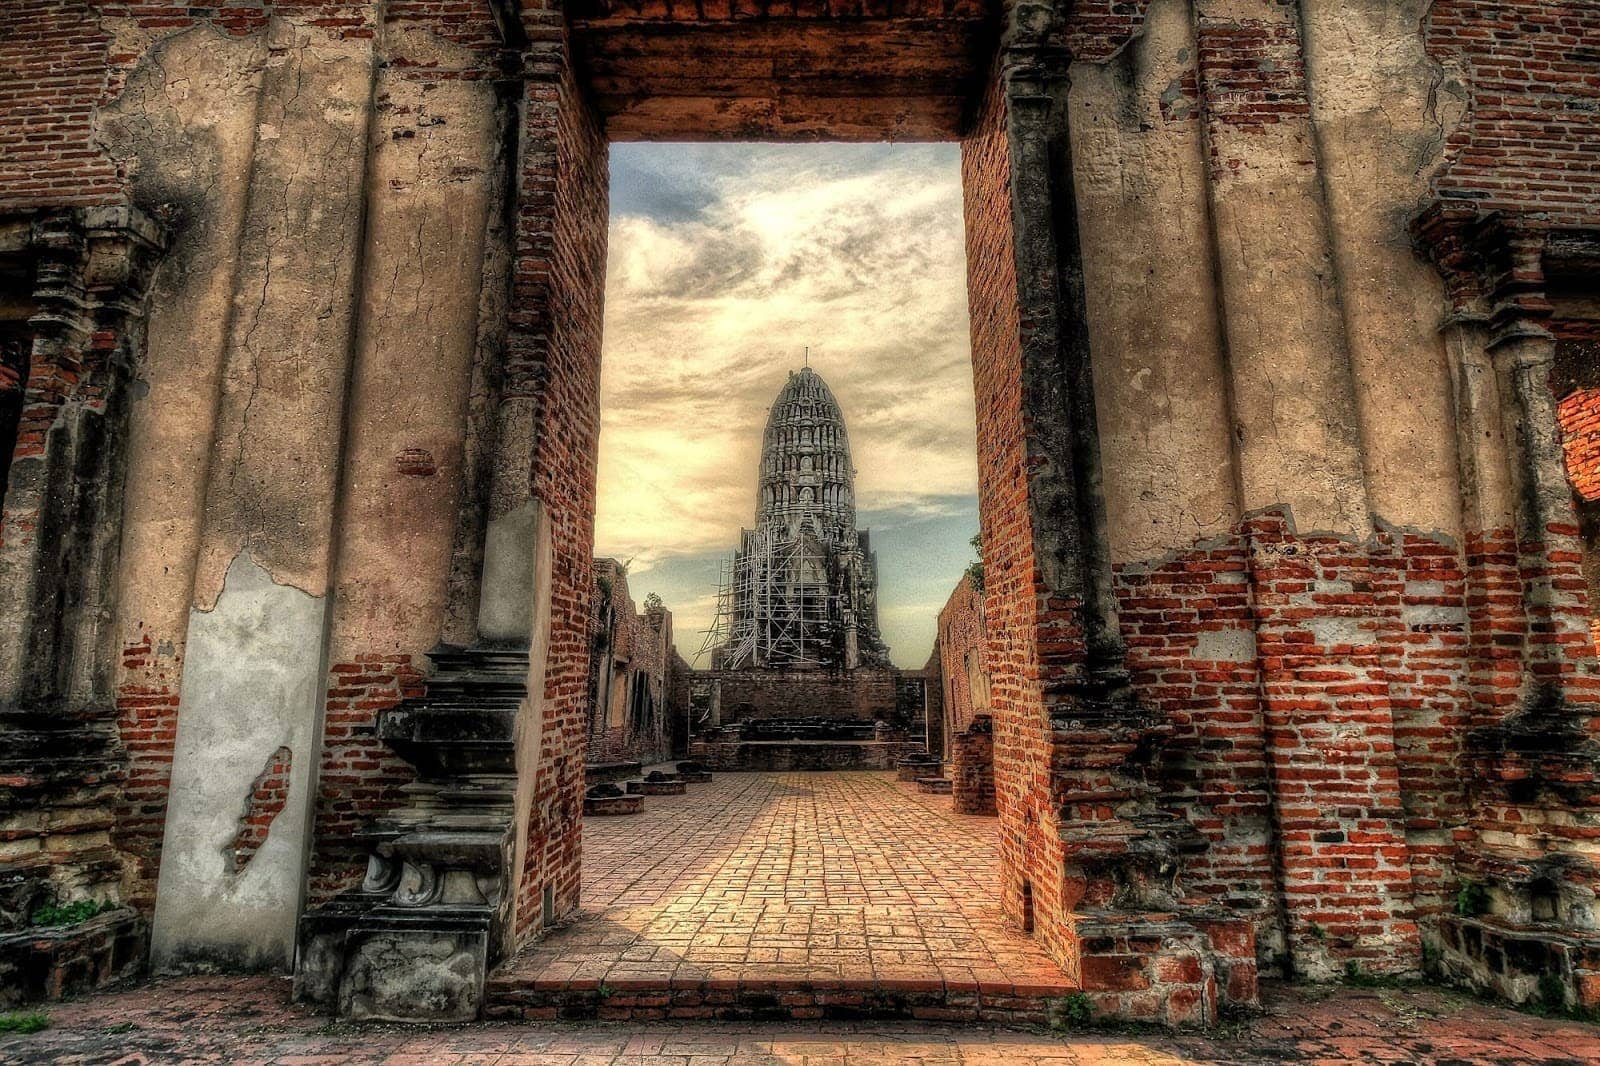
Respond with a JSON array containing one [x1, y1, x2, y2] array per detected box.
[[689, 668, 924, 729]]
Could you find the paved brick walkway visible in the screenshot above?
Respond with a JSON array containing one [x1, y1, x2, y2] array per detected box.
[[487, 771, 1071, 1022], [7, 975, 1600, 1063]]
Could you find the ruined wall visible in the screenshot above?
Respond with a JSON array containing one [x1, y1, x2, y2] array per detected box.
[[585, 559, 677, 766], [1066, 0, 1600, 985], [933, 573, 990, 758], [4, 0, 1600, 1017], [695, 668, 922, 727], [0, 0, 519, 968], [961, 63, 1076, 973], [508, 0, 610, 940]]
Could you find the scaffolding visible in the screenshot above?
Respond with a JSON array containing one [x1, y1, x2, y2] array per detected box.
[[698, 526, 854, 670]]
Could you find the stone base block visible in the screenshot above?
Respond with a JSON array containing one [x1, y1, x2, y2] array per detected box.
[[0, 907, 145, 1007], [1437, 913, 1600, 1011], [897, 760, 942, 782], [585, 760, 642, 784], [296, 903, 494, 1022], [584, 793, 644, 815], [1074, 912, 1257, 1027], [916, 777, 953, 794], [628, 778, 686, 796], [692, 740, 921, 772]]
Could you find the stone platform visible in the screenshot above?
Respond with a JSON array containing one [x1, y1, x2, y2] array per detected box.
[[486, 772, 1074, 1023], [686, 739, 923, 772]]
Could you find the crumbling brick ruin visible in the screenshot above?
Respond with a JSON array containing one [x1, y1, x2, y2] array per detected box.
[[584, 559, 684, 768], [2, 0, 1599, 1030]]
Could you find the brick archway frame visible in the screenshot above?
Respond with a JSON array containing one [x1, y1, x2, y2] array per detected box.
[[495, 0, 1257, 1025]]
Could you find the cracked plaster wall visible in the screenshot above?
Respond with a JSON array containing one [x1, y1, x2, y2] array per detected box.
[[1065, 0, 1479, 972], [97, 14, 507, 968]]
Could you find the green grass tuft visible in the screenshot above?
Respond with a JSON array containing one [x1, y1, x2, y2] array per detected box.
[[29, 899, 117, 928], [0, 1011, 50, 1035]]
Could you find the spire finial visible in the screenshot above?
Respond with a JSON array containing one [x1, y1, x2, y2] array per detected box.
[[804, 345, 810, 368]]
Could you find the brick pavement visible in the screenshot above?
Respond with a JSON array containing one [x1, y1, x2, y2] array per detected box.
[[489, 771, 1070, 1023], [6, 974, 1600, 1063]]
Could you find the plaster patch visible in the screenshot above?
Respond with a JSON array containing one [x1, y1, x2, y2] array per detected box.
[[150, 552, 328, 974], [1194, 627, 1257, 663]]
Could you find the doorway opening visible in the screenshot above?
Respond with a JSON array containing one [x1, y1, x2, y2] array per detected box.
[[501, 133, 1072, 1017]]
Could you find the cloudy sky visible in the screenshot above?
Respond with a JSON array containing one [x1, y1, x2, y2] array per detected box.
[[593, 143, 978, 668]]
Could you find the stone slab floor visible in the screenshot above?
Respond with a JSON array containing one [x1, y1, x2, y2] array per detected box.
[[5, 974, 1599, 1063], [490, 771, 1068, 1010]]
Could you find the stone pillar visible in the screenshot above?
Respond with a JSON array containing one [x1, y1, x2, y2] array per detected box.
[[962, 1, 1256, 1024], [0, 209, 165, 711], [1413, 206, 1600, 1011], [1190, 0, 1418, 980], [150, 20, 378, 973], [0, 206, 164, 972], [1413, 208, 1600, 728], [294, 0, 604, 1019]]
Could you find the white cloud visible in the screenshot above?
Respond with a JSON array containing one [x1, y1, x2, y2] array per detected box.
[[595, 144, 978, 665]]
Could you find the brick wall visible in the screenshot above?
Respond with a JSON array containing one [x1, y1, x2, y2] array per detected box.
[[1425, 1, 1600, 227], [1114, 537, 1279, 946], [229, 745, 292, 873], [586, 560, 677, 766], [962, 66, 1075, 971], [1557, 376, 1600, 657], [1560, 388, 1600, 504], [934, 574, 990, 749], [511, 0, 611, 940], [306, 656, 422, 901], [112, 632, 178, 910], [697, 668, 920, 727], [950, 718, 996, 816]]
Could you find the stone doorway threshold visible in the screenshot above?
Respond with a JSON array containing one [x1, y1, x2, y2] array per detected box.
[[486, 771, 1074, 1024]]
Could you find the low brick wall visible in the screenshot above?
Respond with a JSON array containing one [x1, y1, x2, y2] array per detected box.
[[691, 669, 925, 730], [0, 907, 144, 1007], [951, 719, 997, 816], [688, 739, 923, 772]]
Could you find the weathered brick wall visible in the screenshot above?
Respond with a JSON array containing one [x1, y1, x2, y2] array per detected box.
[[585, 560, 677, 766], [306, 657, 423, 901], [1425, 1, 1600, 227], [962, 66, 1074, 970], [919, 650, 945, 759], [1557, 364, 1600, 656], [0, 2, 121, 209], [229, 745, 292, 874], [1114, 539, 1279, 942], [950, 718, 996, 816], [698, 668, 919, 727], [1561, 389, 1600, 504], [511, 0, 610, 939], [933, 574, 989, 748]]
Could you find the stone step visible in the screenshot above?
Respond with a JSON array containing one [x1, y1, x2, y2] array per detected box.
[[916, 777, 953, 795], [483, 972, 1077, 1026]]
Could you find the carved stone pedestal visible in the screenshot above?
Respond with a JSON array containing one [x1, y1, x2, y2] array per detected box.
[[294, 645, 528, 1021]]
